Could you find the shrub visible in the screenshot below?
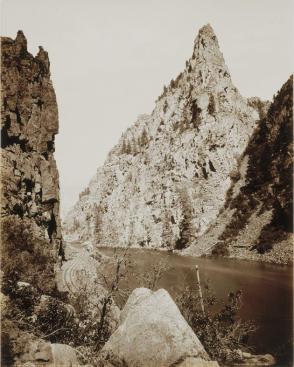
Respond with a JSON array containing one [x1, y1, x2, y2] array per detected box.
[[176, 282, 256, 364], [211, 242, 230, 257], [1, 215, 56, 296], [208, 94, 215, 115], [1, 331, 14, 366]]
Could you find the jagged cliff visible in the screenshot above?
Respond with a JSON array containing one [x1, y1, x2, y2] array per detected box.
[[64, 24, 262, 250], [1, 31, 62, 252], [1, 31, 67, 366]]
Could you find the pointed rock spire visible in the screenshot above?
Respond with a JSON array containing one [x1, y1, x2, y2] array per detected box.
[[198, 24, 219, 45], [192, 24, 223, 64], [36, 46, 50, 73], [186, 24, 232, 92], [15, 30, 27, 53]]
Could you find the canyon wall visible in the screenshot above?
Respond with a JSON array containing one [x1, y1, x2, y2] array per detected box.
[[186, 75, 292, 264], [1, 31, 62, 254]]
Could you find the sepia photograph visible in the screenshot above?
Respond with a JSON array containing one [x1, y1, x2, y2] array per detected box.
[[0, 0, 293, 366]]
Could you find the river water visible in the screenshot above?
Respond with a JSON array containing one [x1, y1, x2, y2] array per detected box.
[[98, 247, 293, 358]]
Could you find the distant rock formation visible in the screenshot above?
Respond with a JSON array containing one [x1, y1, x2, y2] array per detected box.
[[1, 31, 62, 253], [64, 24, 260, 251], [100, 288, 215, 367]]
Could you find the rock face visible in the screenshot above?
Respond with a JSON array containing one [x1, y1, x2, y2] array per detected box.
[[101, 288, 210, 367], [1, 31, 62, 252], [185, 76, 293, 263], [220, 76, 293, 259], [64, 24, 259, 250]]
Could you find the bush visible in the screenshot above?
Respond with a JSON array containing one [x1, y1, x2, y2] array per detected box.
[[176, 282, 256, 364], [208, 94, 215, 115], [211, 242, 230, 257], [1, 215, 56, 295]]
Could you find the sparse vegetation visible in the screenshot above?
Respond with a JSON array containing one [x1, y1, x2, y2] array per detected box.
[[135, 259, 170, 291], [176, 281, 256, 364]]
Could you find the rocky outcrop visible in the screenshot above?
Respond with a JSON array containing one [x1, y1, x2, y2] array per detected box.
[[101, 288, 212, 367], [1, 31, 62, 252], [64, 24, 259, 250], [1, 31, 65, 366]]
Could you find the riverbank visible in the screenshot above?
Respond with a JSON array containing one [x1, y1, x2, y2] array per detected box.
[[72, 240, 293, 266]]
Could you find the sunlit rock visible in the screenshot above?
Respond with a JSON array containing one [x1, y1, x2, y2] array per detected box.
[[101, 288, 209, 367]]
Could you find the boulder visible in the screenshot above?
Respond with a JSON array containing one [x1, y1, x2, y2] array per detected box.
[[236, 352, 276, 366], [51, 343, 79, 366], [17, 337, 79, 366], [101, 288, 209, 367], [19, 339, 53, 364], [177, 357, 219, 367]]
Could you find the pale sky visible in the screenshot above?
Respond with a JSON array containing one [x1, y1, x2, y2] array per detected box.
[[1, 0, 293, 217]]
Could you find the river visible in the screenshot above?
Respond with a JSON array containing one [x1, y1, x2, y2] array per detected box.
[[97, 246, 293, 360]]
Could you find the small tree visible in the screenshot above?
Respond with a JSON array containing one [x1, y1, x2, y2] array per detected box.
[[208, 94, 216, 116], [191, 100, 202, 127], [121, 139, 127, 154], [70, 249, 131, 350], [140, 128, 148, 147], [130, 259, 169, 291], [94, 205, 103, 243], [125, 141, 132, 155], [175, 188, 194, 250], [162, 210, 174, 249]]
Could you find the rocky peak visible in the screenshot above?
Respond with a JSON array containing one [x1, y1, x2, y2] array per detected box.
[[64, 25, 258, 250], [36, 46, 50, 74], [15, 30, 27, 52], [193, 24, 222, 62], [185, 24, 234, 97]]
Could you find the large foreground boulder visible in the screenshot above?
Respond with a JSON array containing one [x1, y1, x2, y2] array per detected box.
[[101, 288, 213, 367]]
